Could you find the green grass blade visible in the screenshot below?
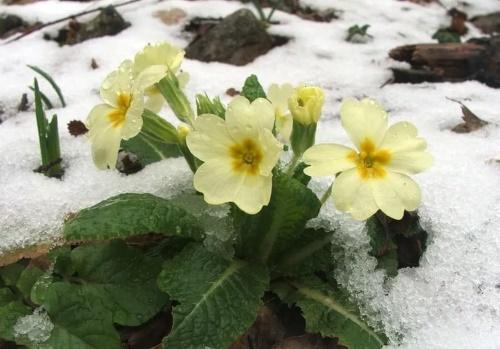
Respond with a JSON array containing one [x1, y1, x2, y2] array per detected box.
[[29, 86, 54, 109], [28, 65, 66, 107], [33, 79, 49, 166]]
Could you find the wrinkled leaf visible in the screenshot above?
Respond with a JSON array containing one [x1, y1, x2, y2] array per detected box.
[[64, 193, 204, 241], [158, 244, 269, 349], [43, 282, 120, 349], [283, 276, 386, 349], [234, 173, 321, 264], [241, 74, 266, 102], [69, 241, 169, 326]]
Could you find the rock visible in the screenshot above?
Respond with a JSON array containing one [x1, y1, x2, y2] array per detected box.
[[0, 14, 25, 38], [185, 9, 285, 66], [48, 6, 130, 45], [389, 36, 500, 87], [472, 12, 500, 34], [239, 0, 338, 22]]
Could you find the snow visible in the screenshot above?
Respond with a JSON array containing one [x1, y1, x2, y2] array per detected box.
[[1, 0, 500, 347], [14, 308, 54, 344]]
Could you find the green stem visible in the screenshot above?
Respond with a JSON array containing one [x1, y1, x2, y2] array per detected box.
[[285, 154, 300, 176], [320, 183, 333, 206]]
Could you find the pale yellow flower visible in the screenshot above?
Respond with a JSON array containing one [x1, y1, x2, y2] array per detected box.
[[87, 60, 144, 170], [288, 86, 325, 125], [186, 96, 283, 214], [132, 42, 187, 112], [267, 83, 294, 142], [303, 98, 433, 220]]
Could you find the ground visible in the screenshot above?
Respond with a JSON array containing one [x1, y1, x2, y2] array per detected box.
[[0, 0, 499, 348]]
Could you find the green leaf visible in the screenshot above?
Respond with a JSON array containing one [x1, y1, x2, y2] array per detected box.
[[64, 193, 204, 241], [292, 162, 312, 185], [0, 288, 16, 306], [0, 262, 26, 287], [16, 266, 44, 300], [121, 110, 181, 167], [158, 244, 269, 349], [157, 72, 195, 123], [0, 302, 32, 342], [196, 93, 226, 118], [432, 28, 461, 43], [241, 74, 266, 102], [42, 282, 120, 349], [28, 65, 66, 107], [69, 241, 169, 326], [234, 172, 321, 264], [29, 85, 54, 109], [285, 275, 386, 349], [274, 228, 333, 277], [366, 216, 398, 277]]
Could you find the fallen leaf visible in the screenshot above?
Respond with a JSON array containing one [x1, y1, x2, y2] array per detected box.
[[67, 120, 88, 136], [448, 98, 489, 133], [226, 87, 240, 96], [153, 9, 187, 25]]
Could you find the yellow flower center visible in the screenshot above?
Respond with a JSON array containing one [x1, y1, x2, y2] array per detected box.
[[107, 92, 132, 128], [229, 138, 263, 176], [347, 138, 391, 180]]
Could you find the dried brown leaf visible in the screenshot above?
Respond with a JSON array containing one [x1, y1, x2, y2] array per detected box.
[[68, 119, 88, 136], [153, 9, 187, 25], [449, 99, 489, 133]]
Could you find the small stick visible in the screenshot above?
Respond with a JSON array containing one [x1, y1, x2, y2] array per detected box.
[[3, 0, 142, 45]]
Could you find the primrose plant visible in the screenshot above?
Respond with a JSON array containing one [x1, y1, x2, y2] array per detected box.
[[0, 42, 432, 349]]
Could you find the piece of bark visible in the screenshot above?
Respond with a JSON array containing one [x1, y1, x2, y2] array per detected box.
[[389, 36, 500, 87], [472, 12, 500, 34]]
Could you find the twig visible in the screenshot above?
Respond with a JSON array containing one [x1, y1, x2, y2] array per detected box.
[[3, 0, 142, 45]]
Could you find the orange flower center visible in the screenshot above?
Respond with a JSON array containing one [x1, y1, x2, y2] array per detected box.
[[347, 138, 391, 179], [229, 138, 263, 176], [107, 92, 132, 128]]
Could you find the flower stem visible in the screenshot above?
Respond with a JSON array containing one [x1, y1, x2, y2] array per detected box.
[[320, 183, 333, 206], [285, 154, 301, 176]]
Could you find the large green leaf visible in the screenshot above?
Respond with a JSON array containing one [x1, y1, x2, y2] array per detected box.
[[121, 109, 181, 167], [241, 74, 266, 102], [42, 282, 120, 349], [64, 193, 204, 241], [286, 276, 386, 349], [67, 241, 169, 326], [16, 266, 44, 301], [158, 244, 269, 349], [366, 216, 398, 277], [274, 228, 334, 277], [0, 302, 31, 341], [234, 173, 321, 264]]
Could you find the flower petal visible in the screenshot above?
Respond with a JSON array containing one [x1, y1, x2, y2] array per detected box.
[[267, 83, 294, 113], [340, 98, 388, 149], [193, 160, 272, 214], [100, 60, 134, 107], [186, 114, 234, 162], [371, 172, 421, 220], [258, 129, 283, 176], [388, 151, 433, 175], [134, 65, 168, 90], [121, 93, 144, 140], [303, 144, 356, 176], [380, 121, 427, 153], [133, 42, 184, 76], [86, 104, 115, 136], [332, 168, 379, 220], [144, 91, 165, 113], [226, 96, 275, 140]]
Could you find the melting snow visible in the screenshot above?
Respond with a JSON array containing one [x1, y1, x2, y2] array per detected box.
[[1, 0, 500, 347]]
